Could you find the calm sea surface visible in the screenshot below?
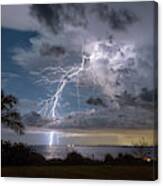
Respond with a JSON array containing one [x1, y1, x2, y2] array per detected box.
[[30, 145, 156, 160]]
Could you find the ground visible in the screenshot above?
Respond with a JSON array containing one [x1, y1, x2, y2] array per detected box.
[[1, 165, 157, 180]]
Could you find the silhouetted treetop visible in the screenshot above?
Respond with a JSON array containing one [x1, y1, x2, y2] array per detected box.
[[1, 90, 24, 134]]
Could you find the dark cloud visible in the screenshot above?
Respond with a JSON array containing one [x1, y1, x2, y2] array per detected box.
[[86, 97, 106, 107], [115, 90, 136, 106], [50, 104, 154, 130], [94, 4, 138, 30], [30, 4, 61, 33], [108, 8, 138, 30], [30, 3, 138, 34], [30, 4, 87, 33], [139, 88, 154, 102], [40, 43, 66, 57], [22, 111, 51, 127]]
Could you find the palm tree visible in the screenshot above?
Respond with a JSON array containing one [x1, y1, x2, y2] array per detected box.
[[1, 90, 24, 134]]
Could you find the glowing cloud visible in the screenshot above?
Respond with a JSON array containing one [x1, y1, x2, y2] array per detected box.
[[39, 38, 138, 119]]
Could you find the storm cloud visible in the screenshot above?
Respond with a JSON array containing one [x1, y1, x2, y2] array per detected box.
[[1, 2, 157, 130], [30, 3, 138, 33]]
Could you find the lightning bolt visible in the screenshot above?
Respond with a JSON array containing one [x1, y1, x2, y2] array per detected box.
[[39, 39, 136, 120], [49, 131, 54, 146], [39, 46, 89, 119]]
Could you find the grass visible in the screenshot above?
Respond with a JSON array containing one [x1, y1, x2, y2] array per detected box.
[[1, 164, 157, 180]]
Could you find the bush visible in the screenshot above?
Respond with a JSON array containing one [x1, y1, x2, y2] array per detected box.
[[65, 151, 84, 164], [104, 153, 114, 164], [1, 140, 46, 166]]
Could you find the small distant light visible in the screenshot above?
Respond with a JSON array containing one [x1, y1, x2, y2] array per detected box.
[[146, 158, 151, 162], [67, 144, 75, 148]]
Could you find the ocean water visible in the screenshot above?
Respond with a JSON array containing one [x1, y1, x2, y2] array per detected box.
[[30, 145, 156, 160]]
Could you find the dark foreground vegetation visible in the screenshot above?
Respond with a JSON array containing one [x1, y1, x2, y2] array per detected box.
[[1, 141, 158, 180]]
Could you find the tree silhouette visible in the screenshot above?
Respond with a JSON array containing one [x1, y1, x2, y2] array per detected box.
[[132, 137, 151, 159], [104, 153, 114, 164], [1, 90, 24, 134]]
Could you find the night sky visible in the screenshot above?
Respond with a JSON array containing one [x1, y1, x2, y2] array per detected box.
[[1, 2, 157, 145]]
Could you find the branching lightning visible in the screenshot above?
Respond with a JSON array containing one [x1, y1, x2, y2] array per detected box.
[[39, 39, 136, 120], [39, 46, 89, 119]]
